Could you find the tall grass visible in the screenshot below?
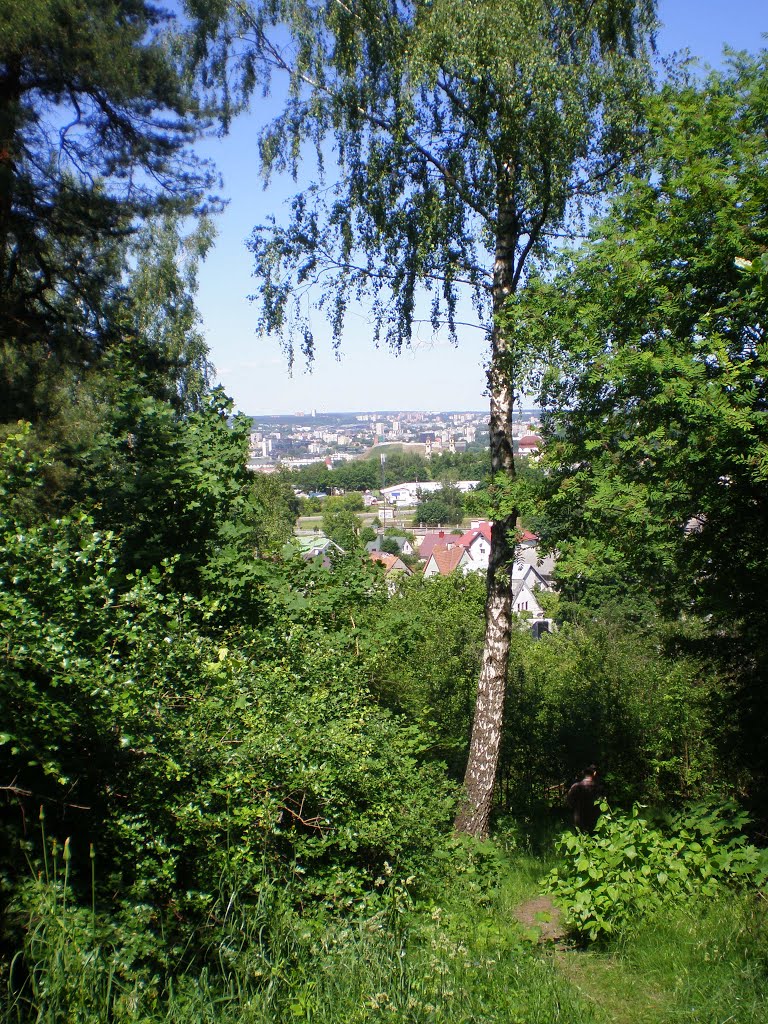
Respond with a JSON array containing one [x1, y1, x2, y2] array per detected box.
[[2, 830, 595, 1024], [6, 824, 764, 1024], [2, 882, 596, 1023], [613, 891, 768, 1024]]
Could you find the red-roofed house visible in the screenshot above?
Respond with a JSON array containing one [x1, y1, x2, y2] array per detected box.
[[517, 435, 542, 458], [423, 544, 471, 578], [369, 551, 413, 594], [417, 530, 462, 562]]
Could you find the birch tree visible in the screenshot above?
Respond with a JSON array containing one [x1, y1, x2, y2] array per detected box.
[[239, 0, 657, 835]]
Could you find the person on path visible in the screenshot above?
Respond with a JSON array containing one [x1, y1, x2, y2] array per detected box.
[[566, 764, 601, 833]]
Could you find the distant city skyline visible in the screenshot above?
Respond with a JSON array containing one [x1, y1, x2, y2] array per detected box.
[[196, 1, 767, 416], [243, 407, 531, 471]]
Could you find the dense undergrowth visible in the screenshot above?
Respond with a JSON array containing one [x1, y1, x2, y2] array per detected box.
[[546, 802, 768, 941], [4, 819, 767, 1023], [1, 825, 575, 1023]]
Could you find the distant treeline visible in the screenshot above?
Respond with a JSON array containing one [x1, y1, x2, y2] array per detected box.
[[285, 447, 492, 493]]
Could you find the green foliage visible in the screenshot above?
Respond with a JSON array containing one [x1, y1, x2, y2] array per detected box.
[[379, 536, 401, 556], [736, 251, 768, 298], [244, 0, 656, 361], [76, 388, 261, 596], [518, 51, 768, 619], [502, 614, 718, 811], [460, 480, 491, 520], [326, 459, 380, 492], [5, 839, 601, 1024], [0, 422, 50, 523], [321, 498, 362, 551], [0, 0, 219, 426], [608, 891, 768, 1024], [415, 484, 465, 528], [289, 448, 492, 497], [1, 215, 220, 538], [359, 525, 377, 546], [239, 0, 657, 837], [3, 554, 453, 920], [0, 446, 457, 952], [122, 215, 216, 412], [360, 572, 486, 777], [546, 802, 768, 941], [430, 449, 489, 481], [338, 491, 365, 512], [250, 470, 300, 557], [515, 49, 768, 817]]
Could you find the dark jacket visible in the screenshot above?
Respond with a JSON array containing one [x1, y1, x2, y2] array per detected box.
[[566, 775, 600, 833]]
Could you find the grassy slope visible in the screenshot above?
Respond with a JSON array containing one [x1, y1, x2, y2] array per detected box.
[[5, 839, 766, 1022]]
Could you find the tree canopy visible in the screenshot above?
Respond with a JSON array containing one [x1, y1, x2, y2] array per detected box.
[[0, 0, 218, 426], [515, 49, 768, 813], [519, 51, 768, 626]]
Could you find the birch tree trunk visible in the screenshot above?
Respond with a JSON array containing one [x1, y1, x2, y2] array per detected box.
[[454, 201, 518, 838]]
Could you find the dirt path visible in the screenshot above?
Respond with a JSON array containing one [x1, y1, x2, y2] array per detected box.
[[513, 896, 665, 1024], [513, 894, 567, 944]]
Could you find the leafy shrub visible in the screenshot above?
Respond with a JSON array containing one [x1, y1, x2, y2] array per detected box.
[[501, 616, 718, 813], [1, 501, 457, 970], [545, 801, 768, 941], [359, 572, 486, 778]]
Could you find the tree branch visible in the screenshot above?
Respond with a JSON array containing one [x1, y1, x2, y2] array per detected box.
[[237, 8, 494, 223]]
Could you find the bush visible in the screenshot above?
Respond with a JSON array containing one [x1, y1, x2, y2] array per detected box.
[[0, 506, 458, 968], [500, 615, 719, 812], [545, 801, 768, 941]]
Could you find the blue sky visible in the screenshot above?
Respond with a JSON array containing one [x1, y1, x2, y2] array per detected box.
[[195, 2, 767, 415]]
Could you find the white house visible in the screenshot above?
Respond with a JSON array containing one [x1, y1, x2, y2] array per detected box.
[[381, 480, 480, 507], [511, 560, 550, 591], [511, 579, 545, 618], [382, 481, 440, 506], [513, 544, 557, 585], [456, 523, 492, 571]]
